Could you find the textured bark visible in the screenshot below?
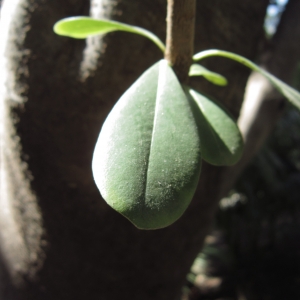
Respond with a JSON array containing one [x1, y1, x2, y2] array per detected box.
[[0, 0, 269, 300]]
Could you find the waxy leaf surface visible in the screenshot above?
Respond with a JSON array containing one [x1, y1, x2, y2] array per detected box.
[[189, 64, 228, 86], [193, 50, 300, 110], [53, 16, 165, 52], [92, 60, 201, 229], [187, 88, 244, 166]]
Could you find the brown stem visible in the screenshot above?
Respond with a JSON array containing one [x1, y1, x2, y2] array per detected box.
[[165, 0, 196, 83]]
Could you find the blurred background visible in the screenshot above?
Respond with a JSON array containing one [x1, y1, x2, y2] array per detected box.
[[184, 1, 300, 299]]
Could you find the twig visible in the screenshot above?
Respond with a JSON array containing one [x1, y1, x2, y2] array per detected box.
[[165, 0, 196, 83]]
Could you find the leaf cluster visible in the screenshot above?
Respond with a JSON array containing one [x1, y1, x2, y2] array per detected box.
[[53, 17, 300, 229]]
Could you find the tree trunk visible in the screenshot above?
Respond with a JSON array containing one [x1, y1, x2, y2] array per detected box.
[[0, 0, 268, 299]]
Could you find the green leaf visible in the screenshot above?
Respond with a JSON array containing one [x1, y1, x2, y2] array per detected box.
[[53, 16, 165, 53], [189, 64, 228, 86], [185, 87, 244, 166], [193, 49, 300, 110], [92, 60, 201, 230]]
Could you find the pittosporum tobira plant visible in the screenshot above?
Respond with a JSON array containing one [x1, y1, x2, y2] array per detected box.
[[53, 16, 300, 230]]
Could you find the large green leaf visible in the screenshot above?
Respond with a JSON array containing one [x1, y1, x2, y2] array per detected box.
[[92, 60, 201, 230], [193, 49, 300, 110], [189, 64, 228, 86], [186, 88, 244, 166], [53, 16, 165, 53]]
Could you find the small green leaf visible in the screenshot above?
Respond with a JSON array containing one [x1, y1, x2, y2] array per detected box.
[[92, 60, 201, 230], [185, 87, 244, 166], [189, 64, 228, 86], [193, 49, 300, 110], [53, 16, 165, 53]]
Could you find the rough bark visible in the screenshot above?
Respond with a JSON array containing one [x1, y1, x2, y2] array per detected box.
[[0, 0, 268, 299]]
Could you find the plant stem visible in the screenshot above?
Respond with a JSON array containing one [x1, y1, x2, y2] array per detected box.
[[165, 0, 196, 83]]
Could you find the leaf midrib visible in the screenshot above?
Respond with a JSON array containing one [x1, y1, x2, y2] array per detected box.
[[143, 63, 163, 208]]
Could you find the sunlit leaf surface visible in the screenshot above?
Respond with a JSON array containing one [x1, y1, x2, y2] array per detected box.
[[54, 16, 165, 52], [189, 64, 228, 86], [193, 49, 300, 110], [92, 60, 201, 229]]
